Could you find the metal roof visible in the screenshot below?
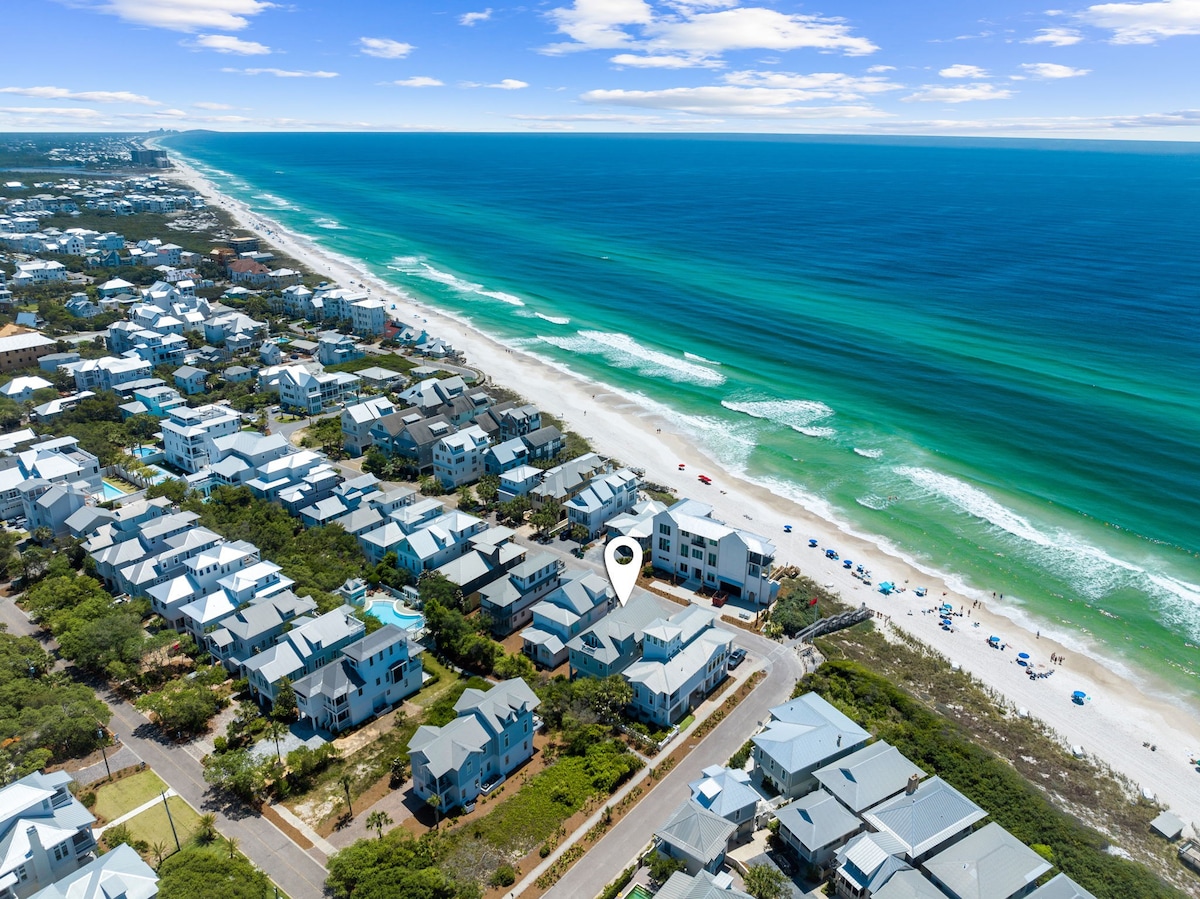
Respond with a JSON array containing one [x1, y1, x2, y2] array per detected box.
[[923, 822, 1052, 899]]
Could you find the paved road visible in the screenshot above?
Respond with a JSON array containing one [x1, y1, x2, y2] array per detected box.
[[544, 632, 804, 899], [0, 597, 330, 899]]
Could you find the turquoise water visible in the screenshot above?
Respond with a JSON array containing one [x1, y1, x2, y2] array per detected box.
[[365, 600, 425, 632], [101, 481, 130, 501], [165, 133, 1200, 702], [131, 446, 158, 459]]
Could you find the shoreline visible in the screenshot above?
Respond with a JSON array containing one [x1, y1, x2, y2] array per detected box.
[[164, 148, 1200, 830]]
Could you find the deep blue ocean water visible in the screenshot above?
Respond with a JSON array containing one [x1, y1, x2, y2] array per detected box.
[[165, 133, 1200, 700]]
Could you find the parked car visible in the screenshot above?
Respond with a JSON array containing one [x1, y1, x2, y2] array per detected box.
[[728, 648, 748, 670]]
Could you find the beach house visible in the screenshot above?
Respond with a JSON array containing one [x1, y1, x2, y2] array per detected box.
[[244, 605, 366, 707], [922, 823, 1051, 899], [623, 605, 734, 727], [520, 571, 614, 669], [564, 467, 641, 538], [650, 499, 778, 605], [408, 678, 540, 812], [653, 798, 738, 876], [478, 551, 565, 635], [861, 776, 987, 863], [567, 592, 665, 680], [161, 404, 241, 473], [205, 590, 319, 673], [814, 740, 926, 815], [775, 789, 863, 873], [432, 425, 491, 488], [751, 693, 870, 799], [688, 765, 763, 843], [0, 770, 97, 896], [293, 624, 424, 733]]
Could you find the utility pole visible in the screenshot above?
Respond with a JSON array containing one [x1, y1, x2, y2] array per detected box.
[[161, 791, 180, 851], [97, 728, 111, 779]]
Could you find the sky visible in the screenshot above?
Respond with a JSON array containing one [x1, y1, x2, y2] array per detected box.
[[3, 0, 1199, 138]]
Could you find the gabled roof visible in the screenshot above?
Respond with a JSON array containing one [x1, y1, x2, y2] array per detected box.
[[26, 842, 158, 899], [453, 677, 539, 737], [837, 831, 913, 894], [815, 740, 926, 813], [655, 798, 737, 864], [657, 870, 753, 899], [923, 822, 1051, 899], [862, 776, 987, 860], [874, 869, 951, 899]]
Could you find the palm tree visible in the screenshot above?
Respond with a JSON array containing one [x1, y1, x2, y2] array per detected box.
[[338, 773, 354, 817], [426, 794, 441, 831], [150, 840, 169, 868], [225, 835, 239, 860], [366, 810, 393, 840], [265, 719, 286, 762], [197, 813, 218, 845]]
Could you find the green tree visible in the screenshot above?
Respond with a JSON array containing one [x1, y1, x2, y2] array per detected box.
[[203, 749, 268, 803], [743, 864, 789, 899], [647, 853, 684, 886], [456, 485, 475, 511], [196, 814, 218, 845], [272, 677, 298, 723], [340, 772, 355, 817], [530, 501, 561, 537], [426, 793, 441, 830], [158, 848, 270, 899], [366, 810, 393, 840], [135, 677, 224, 736], [264, 719, 286, 762], [475, 474, 499, 507]]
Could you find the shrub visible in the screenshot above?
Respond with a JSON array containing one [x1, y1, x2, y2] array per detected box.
[[489, 864, 517, 887]]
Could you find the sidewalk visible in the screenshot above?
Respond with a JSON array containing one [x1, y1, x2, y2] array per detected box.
[[97, 789, 177, 834]]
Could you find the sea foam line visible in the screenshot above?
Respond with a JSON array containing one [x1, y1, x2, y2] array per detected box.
[[388, 256, 525, 306], [537, 331, 726, 387], [722, 398, 834, 429]]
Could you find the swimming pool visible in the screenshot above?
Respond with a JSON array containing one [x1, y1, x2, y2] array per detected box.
[[365, 599, 425, 632], [626, 886, 654, 899], [131, 446, 159, 459], [101, 480, 131, 501]]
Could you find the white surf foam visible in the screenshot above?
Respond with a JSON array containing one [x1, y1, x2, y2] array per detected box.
[[722, 397, 833, 429], [534, 312, 571, 325], [856, 494, 890, 511], [684, 352, 722, 366], [854, 448, 884, 459], [314, 218, 345, 230], [251, 192, 296, 210], [894, 466, 1200, 637], [537, 331, 726, 387], [388, 256, 525, 306], [795, 426, 836, 439]]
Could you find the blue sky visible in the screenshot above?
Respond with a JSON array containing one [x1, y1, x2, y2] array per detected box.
[[3, 0, 1199, 138]]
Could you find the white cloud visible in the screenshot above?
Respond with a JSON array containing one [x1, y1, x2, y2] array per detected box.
[[546, 0, 654, 52], [194, 101, 233, 109], [1079, 0, 1200, 43], [223, 67, 339, 78], [867, 64, 896, 72], [359, 37, 414, 58], [650, 8, 878, 56], [389, 77, 444, 87], [939, 64, 990, 78], [77, 0, 274, 32], [1020, 62, 1091, 77], [1023, 27, 1084, 45], [0, 86, 161, 106], [489, 79, 530, 89], [190, 34, 271, 54], [0, 106, 103, 118], [903, 83, 1015, 102], [722, 69, 903, 99], [545, 1, 877, 57], [610, 52, 723, 67], [581, 85, 884, 118], [460, 9, 492, 26]]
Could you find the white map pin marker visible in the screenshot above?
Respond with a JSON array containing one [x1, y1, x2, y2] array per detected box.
[[604, 536, 642, 606]]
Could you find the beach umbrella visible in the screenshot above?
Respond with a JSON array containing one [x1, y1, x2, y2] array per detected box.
[[988, 635, 1000, 643], [1018, 652, 1030, 660]]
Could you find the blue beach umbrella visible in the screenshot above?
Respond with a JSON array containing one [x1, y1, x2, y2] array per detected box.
[[988, 635, 1000, 644], [1018, 652, 1030, 659]]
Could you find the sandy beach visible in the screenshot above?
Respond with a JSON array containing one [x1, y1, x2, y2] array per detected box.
[[167, 151, 1200, 832]]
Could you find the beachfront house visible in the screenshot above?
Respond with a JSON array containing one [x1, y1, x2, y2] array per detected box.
[[623, 604, 735, 727], [520, 571, 614, 669], [650, 499, 778, 605], [529, 452, 604, 509], [408, 678, 540, 812], [293, 624, 424, 734], [814, 740, 926, 815], [922, 823, 1051, 899], [369, 410, 455, 471], [862, 776, 987, 864], [834, 834, 922, 899], [161, 404, 241, 473], [0, 770, 98, 896], [751, 693, 870, 799], [172, 365, 207, 396]]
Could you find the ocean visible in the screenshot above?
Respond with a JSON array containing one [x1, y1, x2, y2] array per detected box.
[[164, 132, 1200, 702]]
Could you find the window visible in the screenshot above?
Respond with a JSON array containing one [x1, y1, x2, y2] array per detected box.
[[708, 553, 717, 566], [659, 523, 671, 535], [691, 548, 703, 560]]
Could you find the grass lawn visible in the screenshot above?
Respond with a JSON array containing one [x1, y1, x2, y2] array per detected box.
[[123, 795, 203, 849], [92, 770, 167, 823], [410, 655, 461, 708]]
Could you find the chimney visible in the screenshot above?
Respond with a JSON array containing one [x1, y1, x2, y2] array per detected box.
[[906, 774, 920, 795], [26, 825, 52, 885]]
